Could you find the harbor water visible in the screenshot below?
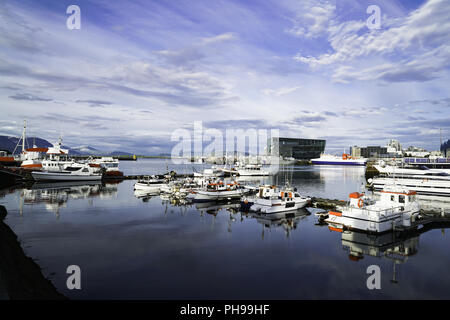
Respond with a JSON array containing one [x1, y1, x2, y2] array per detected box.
[[1, 159, 449, 299]]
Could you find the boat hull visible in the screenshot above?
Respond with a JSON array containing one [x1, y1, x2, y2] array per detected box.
[[325, 209, 419, 233], [134, 182, 164, 191], [311, 160, 366, 166], [31, 172, 102, 182], [190, 190, 245, 202], [250, 198, 310, 214], [371, 178, 450, 197]]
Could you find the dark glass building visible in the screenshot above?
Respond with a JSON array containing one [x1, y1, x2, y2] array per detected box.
[[268, 137, 326, 160], [442, 139, 450, 157]]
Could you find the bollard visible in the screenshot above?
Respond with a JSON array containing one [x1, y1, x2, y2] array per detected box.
[[0, 205, 7, 221]]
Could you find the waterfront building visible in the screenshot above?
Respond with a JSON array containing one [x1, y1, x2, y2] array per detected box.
[[360, 146, 388, 158], [404, 146, 429, 158], [386, 139, 402, 156], [350, 146, 361, 158], [268, 137, 326, 160], [441, 139, 450, 158]]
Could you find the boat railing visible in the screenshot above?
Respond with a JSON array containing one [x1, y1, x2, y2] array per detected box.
[[347, 205, 405, 216]]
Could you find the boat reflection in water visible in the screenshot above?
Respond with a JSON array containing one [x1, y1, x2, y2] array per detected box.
[[333, 221, 450, 283], [195, 200, 241, 217], [19, 181, 120, 216], [249, 208, 311, 238], [134, 188, 160, 202]]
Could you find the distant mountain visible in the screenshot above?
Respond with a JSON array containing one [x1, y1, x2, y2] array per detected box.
[[109, 150, 134, 156], [0, 136, 52, 153], [69, 145, 103, 155], [0, 135, 131, 156]]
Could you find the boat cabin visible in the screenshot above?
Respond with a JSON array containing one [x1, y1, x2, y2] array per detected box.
[[348, 187, 417, 209], [206, 181, 239, 191]]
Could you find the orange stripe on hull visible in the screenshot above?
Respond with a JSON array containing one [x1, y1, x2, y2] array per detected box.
[[21, 164, 43, 168], [329, 211, 342, 217], [328, 226, 343, 233]]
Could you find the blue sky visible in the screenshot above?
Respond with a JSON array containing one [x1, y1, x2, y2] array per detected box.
[[0, 0, 449, 154]]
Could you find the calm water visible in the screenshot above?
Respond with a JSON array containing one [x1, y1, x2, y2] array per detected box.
[[1, 158, 449, 299]]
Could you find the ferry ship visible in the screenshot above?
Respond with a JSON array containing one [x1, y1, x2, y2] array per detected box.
[[311, 154, 367, 166]]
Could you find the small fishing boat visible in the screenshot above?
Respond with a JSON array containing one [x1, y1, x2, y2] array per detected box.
[[236, 164, 271, 176], [134, 175, 165, 191], [247, 184, 311, 215], [193, 166, 225, 178], [31, 164, 102, 181], [186, 179, 248, 202], [325, 184, 420, 233], [89, 157, 123, 176]]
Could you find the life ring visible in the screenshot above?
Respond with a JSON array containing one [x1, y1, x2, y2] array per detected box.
[[358, 198, 363, 208]]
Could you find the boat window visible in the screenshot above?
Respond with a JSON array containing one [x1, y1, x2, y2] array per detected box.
[[391, 195, 395, 201], [399, 195, 405, 203]]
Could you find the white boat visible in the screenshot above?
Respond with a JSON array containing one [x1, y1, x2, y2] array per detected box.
[[374, 164, 449, 176], [40, 138, 74, 172], [193, 166, 225, 178], [325, 184, 420, 233], [187, 180, 248, 202], [134, 175, 165, 191], [248, 184, 311, 215], [368, 176, 450, 197], [311, 154, 367, 166], [236, 164, 271, 176], [31, 164, 102, 181], [90, 157, 120, 173]]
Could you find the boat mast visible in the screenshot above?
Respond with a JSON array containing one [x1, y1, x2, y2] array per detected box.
[[22, 120, 26, 152], [13, 120, 27, 155]]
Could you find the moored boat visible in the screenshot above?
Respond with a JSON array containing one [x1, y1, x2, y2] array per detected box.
[[325, 184, 420, 233], [31, 164, 102, 181], [187, 179, 248, 202], [247, 184, 311, 215], [236, 164, 271, 176], [134, 175, 165, 191]]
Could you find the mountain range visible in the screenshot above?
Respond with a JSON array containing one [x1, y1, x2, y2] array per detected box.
[[0, 135, 133, 156]]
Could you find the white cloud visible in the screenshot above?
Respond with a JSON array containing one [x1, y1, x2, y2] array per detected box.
[[294, 0, 450, 83], [286, 1, 336, 38], [262, 86, 301, 96]]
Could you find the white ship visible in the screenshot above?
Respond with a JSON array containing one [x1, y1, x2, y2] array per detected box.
[[325, 184, 420, 233], [368, 176, 450, 197], [374, 164, 450, 176], [311, 154, 367, 166]]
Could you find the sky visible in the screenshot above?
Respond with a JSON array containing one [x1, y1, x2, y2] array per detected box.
[[0, 0, 449, 154]]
